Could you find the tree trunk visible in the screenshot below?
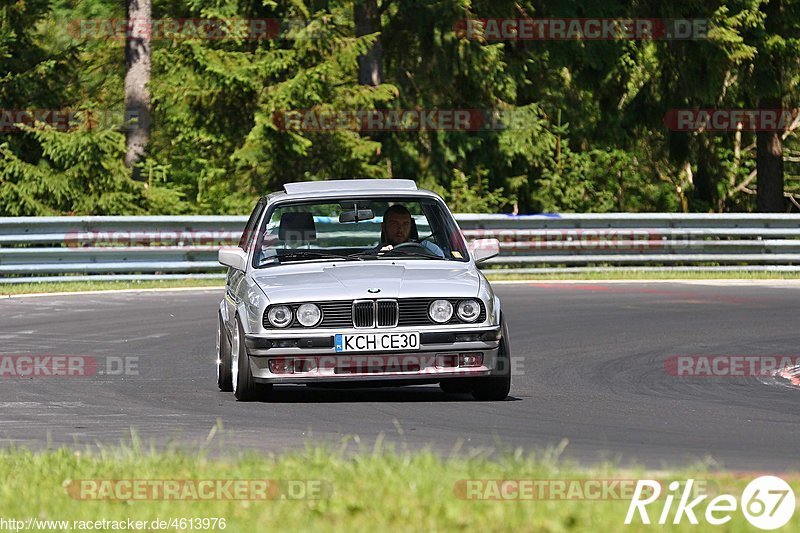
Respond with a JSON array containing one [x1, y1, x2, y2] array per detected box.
[[754, 0, 785, 212], [124, 0, 152, 182], [354, 0, 383, 86], [693, 138, 716, 210], [756, 97, 785, 212]]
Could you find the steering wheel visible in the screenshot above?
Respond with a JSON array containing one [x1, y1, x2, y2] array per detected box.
[[391, 241, 427, 250], [381, 241, 438, 257]]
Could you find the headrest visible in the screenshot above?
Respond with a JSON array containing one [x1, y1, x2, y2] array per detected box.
[[279, 212, 316, 242]]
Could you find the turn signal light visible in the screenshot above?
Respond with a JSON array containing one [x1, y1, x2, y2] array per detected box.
[[269, 358, 294, 374], [458, 353, 483, 367]]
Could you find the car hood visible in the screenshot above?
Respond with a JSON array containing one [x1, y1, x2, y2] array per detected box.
[[252, 261, 481, 303]]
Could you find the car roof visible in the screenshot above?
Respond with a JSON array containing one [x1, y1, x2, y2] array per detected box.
[[283, 179, 417, 195], [266, 179, 441, 202]]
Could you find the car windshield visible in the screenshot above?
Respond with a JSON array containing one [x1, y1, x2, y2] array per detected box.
[[253, 196, 469, 267]]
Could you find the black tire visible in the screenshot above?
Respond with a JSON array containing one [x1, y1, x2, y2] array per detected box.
[[439, 379, 473, 394], [216, 312, 233, 392], [232, 318, 272, 401], [471, 318, 511, 401]]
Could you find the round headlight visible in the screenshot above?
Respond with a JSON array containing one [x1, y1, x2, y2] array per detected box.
[[429, 299, 453, 323], [267, 305, 293, 328], [296, 303, 322, 327], [457, 299, 481, 322]]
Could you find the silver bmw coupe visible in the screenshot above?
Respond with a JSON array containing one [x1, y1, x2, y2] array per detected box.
[[216, 179, 510, 401]]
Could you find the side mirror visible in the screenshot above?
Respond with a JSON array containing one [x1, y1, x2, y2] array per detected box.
[[470, 238, 500, 263], [219, 247, 248, 271]]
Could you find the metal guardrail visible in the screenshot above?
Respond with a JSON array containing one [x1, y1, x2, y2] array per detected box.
[[1, 213, 799, 282]]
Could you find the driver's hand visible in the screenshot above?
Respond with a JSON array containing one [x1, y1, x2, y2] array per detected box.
[[380, 245, 394, 252]]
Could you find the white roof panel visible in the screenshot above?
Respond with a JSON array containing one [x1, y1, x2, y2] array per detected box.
[[283, 179, 417, 195]]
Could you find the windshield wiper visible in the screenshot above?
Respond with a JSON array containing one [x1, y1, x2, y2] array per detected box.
[[377, 249, 443, 260], [275, 250, 364, 263], [347, 251, 380, 260]]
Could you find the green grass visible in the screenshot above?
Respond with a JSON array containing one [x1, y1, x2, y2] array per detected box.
[[2, 270, 800, 296], [0, 279, 225, 296], [484, 270, 800, 281], [0, 442, 787, 532]]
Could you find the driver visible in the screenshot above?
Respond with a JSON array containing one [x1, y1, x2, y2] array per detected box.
[[379, 204, 444, 256]]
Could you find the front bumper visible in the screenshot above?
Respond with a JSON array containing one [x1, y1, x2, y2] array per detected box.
[[244, 327, 501, 384]]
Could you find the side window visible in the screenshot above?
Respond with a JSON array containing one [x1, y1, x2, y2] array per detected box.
[[238, 199, 267, 251]]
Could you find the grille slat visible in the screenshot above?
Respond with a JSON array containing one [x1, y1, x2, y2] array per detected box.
[[397, 298, 486, 326], [353, 301, 374, 328], [318, 301, 352, 328], [376, 300, 398, 328]]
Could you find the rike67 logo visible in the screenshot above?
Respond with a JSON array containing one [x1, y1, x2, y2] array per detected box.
[[626, 476, 796, 530]]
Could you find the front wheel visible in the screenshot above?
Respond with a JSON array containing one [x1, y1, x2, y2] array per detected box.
[[231, 317, 272, 401], [471, 318, 511, 401], [216, 312, 233, 392]]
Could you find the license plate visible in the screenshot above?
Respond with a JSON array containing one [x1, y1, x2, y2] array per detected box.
[[335, 332, 420, 353]]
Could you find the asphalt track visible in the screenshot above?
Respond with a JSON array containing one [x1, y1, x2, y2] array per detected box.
[[1, 282, 799, 470]]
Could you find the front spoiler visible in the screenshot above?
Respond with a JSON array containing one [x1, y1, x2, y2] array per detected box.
[[251, 366, 493, 385], [243, 326, 502, 384], [249, 350, 499, 384]]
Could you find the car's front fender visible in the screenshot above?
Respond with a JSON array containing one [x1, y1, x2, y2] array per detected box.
[[476, 271, 501, 326], [236, 275, 270, 335]]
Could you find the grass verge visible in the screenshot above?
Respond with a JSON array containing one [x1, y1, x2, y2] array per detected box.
[[2, 270, 800, 296], [0, 444, 784, 532], [484, 270, 800, 281], [0, 279, 225, 296]]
